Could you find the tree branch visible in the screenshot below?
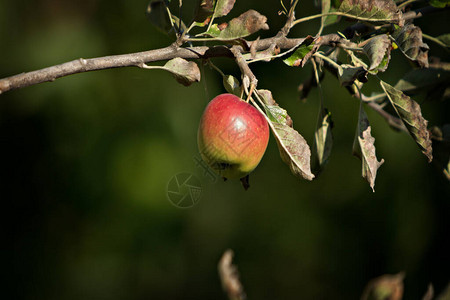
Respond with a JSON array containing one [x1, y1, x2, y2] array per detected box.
[[0, 5, 445, 95], [0, 36, 308, 95]]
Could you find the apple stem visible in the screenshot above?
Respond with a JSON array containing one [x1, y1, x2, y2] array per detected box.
[[246, 83, 255, 103]]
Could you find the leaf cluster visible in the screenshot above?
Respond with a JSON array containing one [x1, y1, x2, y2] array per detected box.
[[144, 0, 450, 190]]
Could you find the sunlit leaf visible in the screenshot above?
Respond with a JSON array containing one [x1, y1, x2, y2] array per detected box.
[[393, 23, 429, 68], [271, 123, 315, 181], [362, 34, 391, 73], [206, 10, 269, 40], [283, 36, 315, 67], [338, 0, 403, 25], [361, 273, 405, 300], [163, 58, 201, 86], [258, 89, 292, 126], [313, 107, 333, 173], [380, 81, 433, 162], [352, 104, 384, 192]]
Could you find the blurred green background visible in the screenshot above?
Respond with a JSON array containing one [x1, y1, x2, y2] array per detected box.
[[1, 0, 449, 299]]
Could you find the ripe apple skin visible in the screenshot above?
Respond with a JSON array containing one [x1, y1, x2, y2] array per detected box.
[[197, 93, 269, 179]]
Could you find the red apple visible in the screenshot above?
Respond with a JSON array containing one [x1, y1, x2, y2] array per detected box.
[[197, 93, 269, 179]]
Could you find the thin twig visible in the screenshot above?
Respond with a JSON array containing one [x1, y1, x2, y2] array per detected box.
[[230, 46, 258, 100], [366, 100, 407, 132]]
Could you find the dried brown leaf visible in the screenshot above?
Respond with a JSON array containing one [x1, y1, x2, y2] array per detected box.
[[380, 81, 433, 162], [393, 23, 430, 68], [353, 104, 384, 192], [361, 272, 405, 300]]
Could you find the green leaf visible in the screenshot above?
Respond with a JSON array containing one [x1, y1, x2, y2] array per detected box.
[[429, 0, 450, 8], [352, 103, 384, 192], [163, 58, 201, 86], [257, 89, 292, 126], [392, 23, 429, 68], [283, 36, 315, 67], [380, 81, 433, 162], [338, 64, 368, 86], [205, 10, 269, 40], [362, 34, 391, 73], [361, 273, 405, 300], [271, 123, 315, 181], [436, 33, 450, 47], [394, 62, 450, 95], [313, 107, 333, 173], [222, 74, 240, 96], [324, 7, 341, 26], [213, 0, 236, 18], [338, 0, 404, 25]]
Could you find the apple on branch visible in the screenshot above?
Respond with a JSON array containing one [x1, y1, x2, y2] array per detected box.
[[197, 93, 269, 189]]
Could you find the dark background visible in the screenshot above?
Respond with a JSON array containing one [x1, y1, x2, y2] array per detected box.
[[1, 0, 449, 299]]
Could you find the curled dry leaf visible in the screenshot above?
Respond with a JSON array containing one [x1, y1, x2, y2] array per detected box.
[[338, 64, 368, 86], [163, 58, 201, 86], [313, 106, 333, 173], [352, 104, 384, 192], [362, 34, 392, 73], [393, 23, 430, 68], [218, 250, 246, 300], [361, 272, 405, 300], [380, 81, 433, 162], [422, 284, 434, 300], [338, 0, 404, 25]]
